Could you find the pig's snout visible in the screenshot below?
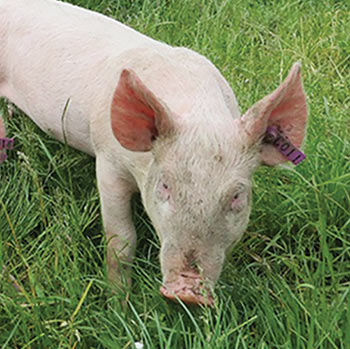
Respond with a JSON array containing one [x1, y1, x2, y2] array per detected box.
[[160, 272, 214, 306]]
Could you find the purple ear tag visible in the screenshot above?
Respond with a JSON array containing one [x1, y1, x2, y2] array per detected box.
[[264, 126, 306, 165], [0, 138, 14, 163]]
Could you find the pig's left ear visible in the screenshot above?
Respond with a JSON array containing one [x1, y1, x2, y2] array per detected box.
[[241, 62, 307, 166], [110, 69, 174, 152]]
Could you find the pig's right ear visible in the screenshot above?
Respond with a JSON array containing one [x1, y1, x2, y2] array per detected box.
[[110, 69, 174, 152]]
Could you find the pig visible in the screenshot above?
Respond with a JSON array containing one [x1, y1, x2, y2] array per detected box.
[[0, 0, 307, 306]]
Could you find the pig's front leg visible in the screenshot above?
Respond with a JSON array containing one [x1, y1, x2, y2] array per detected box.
[[96, 155, 137, 289]]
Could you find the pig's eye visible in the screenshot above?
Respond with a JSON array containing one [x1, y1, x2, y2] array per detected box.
[[156, 180, 171, 201], [230, 188, 247, 213]]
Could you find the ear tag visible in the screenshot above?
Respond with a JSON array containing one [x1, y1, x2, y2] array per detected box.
[[264, 126, 306, 165], [0, 138, 14, 163]]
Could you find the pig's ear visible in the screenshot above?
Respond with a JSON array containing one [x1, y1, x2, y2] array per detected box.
[[241, 62, 307, 166], [111, 69, 174, 152]]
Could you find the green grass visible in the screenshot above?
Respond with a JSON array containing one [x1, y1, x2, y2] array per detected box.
[[1, 0, 350, 347]]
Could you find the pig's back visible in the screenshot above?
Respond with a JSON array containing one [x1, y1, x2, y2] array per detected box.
[[0, 0, 164, 155]]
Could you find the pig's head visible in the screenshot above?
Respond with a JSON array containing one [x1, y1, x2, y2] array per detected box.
[[110, 63, 307, 306]]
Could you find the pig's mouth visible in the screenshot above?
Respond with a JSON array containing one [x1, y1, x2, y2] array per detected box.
[[160, 271, 214, 306]]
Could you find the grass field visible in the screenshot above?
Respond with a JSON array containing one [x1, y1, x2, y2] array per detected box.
[[1, 0, 350, 348]]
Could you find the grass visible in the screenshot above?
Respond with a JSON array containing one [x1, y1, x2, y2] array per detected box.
[[1, 0, 350, 347]]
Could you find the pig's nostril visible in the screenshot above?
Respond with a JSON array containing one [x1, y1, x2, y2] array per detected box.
[[160, 284, 214, 307]]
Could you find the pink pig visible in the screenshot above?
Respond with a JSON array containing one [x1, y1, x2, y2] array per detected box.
[[0, 0, 307, 305]]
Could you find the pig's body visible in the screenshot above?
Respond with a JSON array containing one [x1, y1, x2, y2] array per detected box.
[[0, 0, 239, 155], [0, 0, 307, 305], [0, 0, 166, 155]]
